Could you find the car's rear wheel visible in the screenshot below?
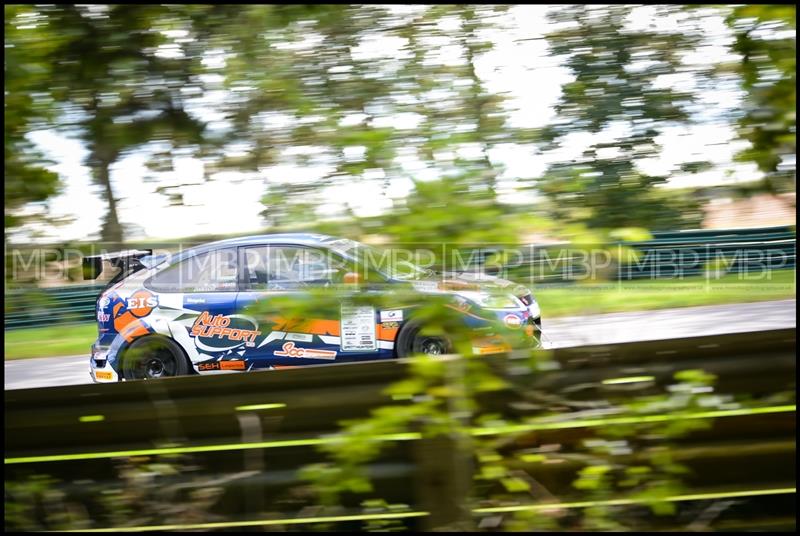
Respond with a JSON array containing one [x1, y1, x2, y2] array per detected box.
[[120, 336, 189, 381], [396, 319, 452, 358]]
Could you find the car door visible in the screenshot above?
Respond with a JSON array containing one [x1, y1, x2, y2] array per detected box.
[[146, 247, 247, 372], [236, 244, 385, 368]]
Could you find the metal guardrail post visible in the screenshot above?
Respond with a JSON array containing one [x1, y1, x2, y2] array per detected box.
[[413, 433, 474, 531]]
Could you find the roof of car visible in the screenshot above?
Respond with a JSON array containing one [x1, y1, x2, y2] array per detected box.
[[203, 233, 339, 248], [170, 233, 348, 262]]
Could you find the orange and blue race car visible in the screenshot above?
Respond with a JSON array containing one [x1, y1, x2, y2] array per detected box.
[[84, 234, 543, 382]]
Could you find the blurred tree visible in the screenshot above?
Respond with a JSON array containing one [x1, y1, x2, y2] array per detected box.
[[209, 5, 547, 244], [4, 5, 60, 229], [540, 5, 708, 231], [393, 6, 515, 199], [375, 5, 548, 244], [726, 5, 795, 195], [201, 5, 396, 226], [373, 5, 560, 246], [27, 5, 210, 244], [373, 176, 550, 247]]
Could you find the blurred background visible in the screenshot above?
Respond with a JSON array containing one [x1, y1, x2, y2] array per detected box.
[[4, 4, 796, 532], [5, 4, 795, 245]]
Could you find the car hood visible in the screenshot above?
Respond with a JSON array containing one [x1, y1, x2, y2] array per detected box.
[[409, 271, 531, 300]]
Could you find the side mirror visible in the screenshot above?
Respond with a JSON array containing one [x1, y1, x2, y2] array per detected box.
[[343, 272, 362, 285]]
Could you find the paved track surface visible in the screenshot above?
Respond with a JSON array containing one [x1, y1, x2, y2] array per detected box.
[[5, 299, 795, 391]]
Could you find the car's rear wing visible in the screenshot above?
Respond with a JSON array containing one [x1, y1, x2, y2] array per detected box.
[[82, 249, 153, 280]]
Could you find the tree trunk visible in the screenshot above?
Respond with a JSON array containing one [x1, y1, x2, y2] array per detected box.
[[97, 159, 123, 246], [462, 12, 498, 200]]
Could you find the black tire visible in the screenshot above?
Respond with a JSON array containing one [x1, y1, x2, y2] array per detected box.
[[120, 335, 189, 381], [395, 319, 452, 358]]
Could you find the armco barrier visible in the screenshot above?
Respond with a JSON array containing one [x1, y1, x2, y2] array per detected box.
[[3, 225, 796, 331], [5, 329, 796, 531]]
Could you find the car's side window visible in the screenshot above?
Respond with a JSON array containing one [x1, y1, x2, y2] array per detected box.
[[243, 246, 346, 291], [147, 248, 238, 293]]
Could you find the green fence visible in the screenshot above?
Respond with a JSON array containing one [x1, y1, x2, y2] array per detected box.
[[4, 284, 103, 330], [489, 225, 796, 283]]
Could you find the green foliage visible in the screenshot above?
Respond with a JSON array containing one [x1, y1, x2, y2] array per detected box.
[[205, 5, 553, 245], [5, 6, 207, 241], [539, 5, 716, 231], [4, 475, 85, 531], [378, 176, 553, 245], [294, 321, 766, 531], [42, 5, 213, 243], [4, 5, 61, 228], [564, 369, 724, 529], [4, 456, 225, 531], [726, 5, 796, 194]]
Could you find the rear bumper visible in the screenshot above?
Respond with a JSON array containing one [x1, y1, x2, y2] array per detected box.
[[90, 345, 119, 383]]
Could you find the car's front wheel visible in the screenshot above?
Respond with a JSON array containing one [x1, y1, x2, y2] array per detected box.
[[120, 336, 189, 380], [395, 319, 452, 358]]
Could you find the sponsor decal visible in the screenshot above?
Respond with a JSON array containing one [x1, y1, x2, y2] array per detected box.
[[199, 360, 246, 371], [95, 370, 113, 380], [99, 296, 111, 309], [503, 314, 522, 329], [191, 312, 262, 350], [381, 321, 400, 329], [474, 344, 511, 355], [274, 341, 337, 360], [380, 310, 404, 322], [472, 335, 512, 355], [185, 297, 205, 304], [340, 305, 377, 351], [126, 290, 158, 318], [97, 312, 111, 322]]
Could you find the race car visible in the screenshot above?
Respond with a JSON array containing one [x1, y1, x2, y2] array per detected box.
[[84, 234, 543, 382]]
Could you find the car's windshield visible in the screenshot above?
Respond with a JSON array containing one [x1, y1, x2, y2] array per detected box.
[[327, 239, 434, 281]]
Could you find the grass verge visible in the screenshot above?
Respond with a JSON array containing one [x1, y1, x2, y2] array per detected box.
[[5, 323, 97, 360], [535, 269, 795, 317]]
